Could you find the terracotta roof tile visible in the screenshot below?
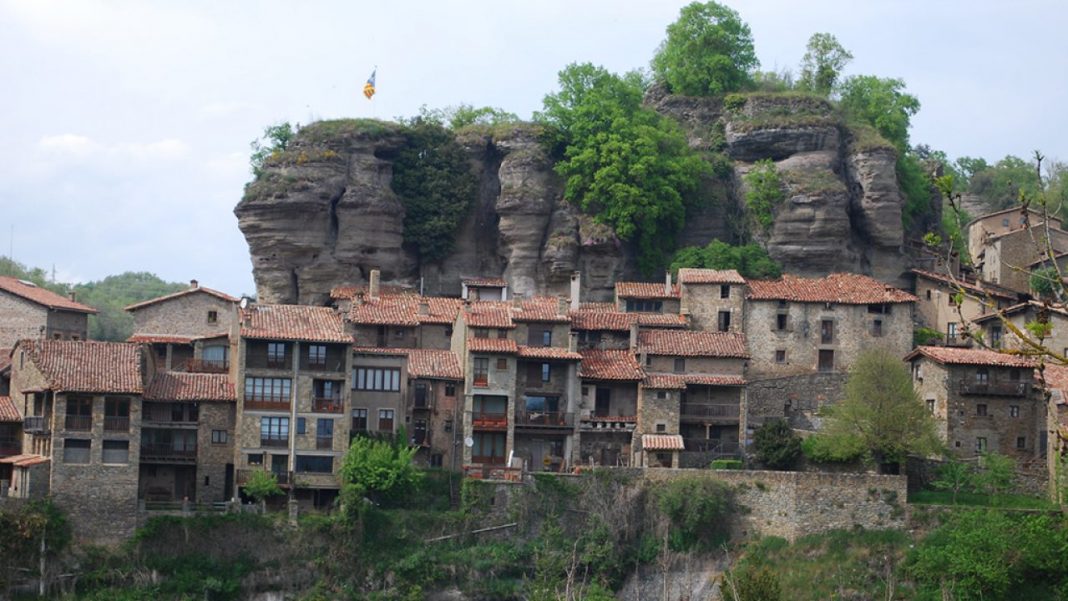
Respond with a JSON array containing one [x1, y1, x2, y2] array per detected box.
[[468, 337, 518, 354], [642, 374, 687, 389], [747, 273, 917, 304], [351, 346, 411, 356], [407, 349, 463, 380], [20, 340, 143, 394], [638, 330, 749, 358], [0, 276, 97, 313], [616, 281, 680, 299], [905, 346, 1036, 368], [911, 269, 1018, 300], [1042, 364, 1068, 401], [569, 308, 688, 331], [579, 349, 643, 381], [124, 285, 238, 311], [462, 277, 508, 287], [240, 304, 352, 343], [642, 434, 684, 450], [145, 372, 235, 402], [349, 295, 462, 327], [677, 268, 746, 285], [0, 454, 49, 467], [127, 334, 199, 345], [330, 284, 416, 300], [516, 346, 583, 361], [680, 374, 746, 386], [463, 302, 516, 329], [0, 396, 19, 422]]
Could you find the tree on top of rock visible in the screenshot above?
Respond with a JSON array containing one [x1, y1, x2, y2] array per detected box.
[[651, 1, 759, 96], [838, 75, 920, 152], [797, 33, 853, 96]]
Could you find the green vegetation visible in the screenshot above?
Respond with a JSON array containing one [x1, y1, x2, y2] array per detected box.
[[838, 76, 920, 152], [797, 33, 852, 96], [249, 122, 296, 177], [909, 489, 1056, 510], [1031, 265, 1064, 298], [339, 431, 422, 508], [655, 476, 738, 551], [651, 1, 759, 96], [0, 500, 70, 592], [743, 159, 785, 234], [242, 470, 283, 506], [416, 103, 519, 130], [722, 91, 837, 133], [710, 458, 743, 470], [536, 62, 708, 274], [752, 419, 802, 470], [669, 240, 782, 279], [913, 326, 943, 347]]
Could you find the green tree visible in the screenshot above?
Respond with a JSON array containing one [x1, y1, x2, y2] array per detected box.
[[74, 272, 187, 341], [978, 452, 1015, 502], [340, 432, 421, 507], [412, 104, 519, 130], [814, 349, 942, 469], [931, 459, 975, 504], [966, 154, 1042, 210], [752, 419, 802, 470], [797, 33, 853, 96], [249, 122, 297, 177], [838, 75, 920, 152], [242, 470, 283, 507], [536, 62, 709, 274], [669, 240, 782, 279], [743, 159, 785, 235], [651, 1, 759, 96], [390, 118, 478, 263], [655, 476, 737, 551], [1030, 266, 1064, 298]]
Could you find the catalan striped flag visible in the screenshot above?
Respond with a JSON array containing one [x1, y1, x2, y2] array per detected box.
[[363, 69, 376, 100]]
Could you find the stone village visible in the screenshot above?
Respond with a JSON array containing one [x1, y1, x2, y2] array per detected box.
[[1, 205, 1066, 543]]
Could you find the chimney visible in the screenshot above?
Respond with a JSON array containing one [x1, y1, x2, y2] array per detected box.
[[190, 279, 199, 289], [68, 290, 77, 302], [418, 300, 430, 316], [570, 272, 581, 311], [664, 272, 672, 296], [368, 269, 380, 300], [569, 331, 578, 353], [557, 296, 568, 316], [629, 322, 639, 352]]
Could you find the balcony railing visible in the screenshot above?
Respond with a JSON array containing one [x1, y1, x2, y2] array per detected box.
[[580, 415, 637, 431], [244, 399, 291, 412], [260, 437, 289, 448], [316, 437, 333, 450], [23, 416, 47, 433], [65, 415, 92, 431], [515, 411, 574, 428], [471, 411, 508, 430], [473, 376, 489, 388], [471, 455, 507, 466], [141, 443, 197, 462], [681, 438, 740, 456], [680, 403, 740, 421], [313, 397, 343, 413], [958, 379, 1028, 396], [180, 358, 230, 374], [236, 469, 291, 486], [104, 416, 130, 432]]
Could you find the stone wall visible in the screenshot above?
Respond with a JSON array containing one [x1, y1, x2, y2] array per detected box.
[[746, 372, 848, 429], [130, 291, 236, 339], [45, 309, 90, 341], [0, 293, 48, 348], [197, 402, 236, 502], [679, 282, 745, 334]]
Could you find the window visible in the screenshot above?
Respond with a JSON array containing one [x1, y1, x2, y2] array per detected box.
[[267, 342, 287, 367], [207, 310, 218, 323], [625, 299, 663, 312], [203, 345, 228, 367], [1010, 405, 1020, 417], [871, 319, 883, 337], [656, 391, 666, 400], [976, 367, 989, 385], [820, 320, 834, 344], [102, 440, 129, 464], [673, 357, 685, 373], [541, 363, 551, 382], [717, 310, 731, 332], [947, 322, 958, 339], [63, 439, 90, 464], [914, 363, 923, 381], [245, 377, 292, 403], [818, 349, 834, 372], [776, 313, 788, 331], [295, 455, 333, 473], [474, 328, 489, 339], [378, 409, 395, 432], [472, 432, 506, 463], [247, 453, 264, 465], [645, 355, 653, 366], [444, 419, 453, 433], [991, 326, 1003, 348], [1002, 217, 1010, 227], [720, 284, 730, 299], [66, 396, 92, 431], [204, 476, 210, 486], [104, 397, 129, 431], [542, 330, 552, 346], [1017, 436, 1027, 449], [308, 345, 326, 366], [260, 417, 289, 446], [445, 383, 456, 397], [496, 357, 508, 370], [296, 417, 306, 435], [473, 358, 489, 386], [316, 419, 334, 448], [976, 437, 988, 452], [497, 329, 508, 339], [430, 454, 443, 467], [775, 350, 786, 364], [925, 289, 932, 300], [352, 409, 368, 433], [926, 399, 935, 414], [976, 404, 988, 416], [656, 423, 666, 433], [211, 430, 228, 444], [354, 367, 401, 391]]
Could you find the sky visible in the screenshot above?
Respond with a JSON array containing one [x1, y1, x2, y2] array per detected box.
[[1, 0, 1066, 295]]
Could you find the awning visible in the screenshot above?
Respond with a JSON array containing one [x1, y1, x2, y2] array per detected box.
[[0, 453, 50, 468], [642, 434, 684, 451]]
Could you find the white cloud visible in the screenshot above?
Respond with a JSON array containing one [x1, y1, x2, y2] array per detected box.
[[34, 134, 189, 165], [37, 133, 98, 158]]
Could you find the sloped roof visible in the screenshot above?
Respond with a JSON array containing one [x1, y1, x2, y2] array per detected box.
[[127, 334, 199, 345], [124, 285, 238, 311], [463, 302, 516, 329], [330, 283, 417, 300], [681, 374, 746, 386], [910, 269, 1017, 300], [20, 339, 143, 394], [516, 346, 583, 361], [642, 434, 684, 450], [0, 396, 19, 422], [568, 308, 688, 331], [240, 304, 352, 343], [512, 298, 570, 323], [144, 372, 235, 402], [349, 295, 464, 327], [616, 281, 680, 299], [677, 268, 746, 285], [905, 345, 1036, 368], [0, 454, 50, 467], [638, 330, 749, 358], [579, 349, 643, 381], [642, 374, 687, 390], [351, 346, 411, 357], [407, 349, 463, 380], [747, 273, 917, 304], [0, 276, 97, 313], [468, 337, 518, 354], [462, 277, 507, 287]]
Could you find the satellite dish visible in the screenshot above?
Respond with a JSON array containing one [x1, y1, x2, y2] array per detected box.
[[239, 297, 249, 309], [464, 437, 474, 448]]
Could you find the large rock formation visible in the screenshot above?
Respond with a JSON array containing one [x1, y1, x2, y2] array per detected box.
[[236, 93, 917, 303]]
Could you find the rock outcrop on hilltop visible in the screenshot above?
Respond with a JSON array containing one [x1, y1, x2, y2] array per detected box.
[[236, 93, 920, 304]]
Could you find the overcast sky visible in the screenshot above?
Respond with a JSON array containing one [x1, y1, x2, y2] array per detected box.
[[1, 0, 1066, 294]]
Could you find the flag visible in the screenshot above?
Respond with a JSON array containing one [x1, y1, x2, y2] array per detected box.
[[363, 69, 376, 100]]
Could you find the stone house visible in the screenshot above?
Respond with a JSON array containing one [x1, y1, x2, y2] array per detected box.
[[576, 349, 642, 467], [234, 304, 353, 509], [677, 268, 747, 334], [461, 277, 508, 302], [744, 273, 916, 379], [405, 349, 463, 471], [8, 339, 145, 543], [569, 303, 688, 350], [0, 276, 97, 347], [911, 268, 1017, 344], [966, 207, 1068, 294], [125, 280, 239, 371], [972, 301, 1068, 356], [907, 346, 1042, 461], [349, 293, 462, 351], [0, 395, 21, 484], [615, 277, 681, 314]]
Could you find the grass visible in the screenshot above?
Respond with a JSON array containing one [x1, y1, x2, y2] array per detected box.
[[846, 121, 896, 153], [908, 489, 1057, 510], [724, 91, 839, 133], [298, 118, 403, 143], [780, 167, 846, 195]]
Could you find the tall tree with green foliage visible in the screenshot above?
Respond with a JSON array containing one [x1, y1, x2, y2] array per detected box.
[[670, 240, 782, 279], [752, 419, 802, 470], [651, 1, 759, 96], [966, 154, 1042, 210], [812, 349, 942, 469], [74, 272, 187, 341], [249, 122, 297, 177], [838, 75, 920, 152], [340, 432, 421, 508], [415, 104, 519, 130], [537, 63, 708, 274], [797, 33, 853, 96]]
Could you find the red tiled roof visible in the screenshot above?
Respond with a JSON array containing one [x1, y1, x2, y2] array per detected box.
[[1042, 364, 1068, 402], [21, 339, 143, 394], [241, 304, 352, 343], [569, 308, 688, 331], [0, 454, 50, 467], [513, 298, 570, 323], [0, 276, 97, 313], [124, 285, 238, 311], [905, 346, 1036, 368], [468, 337, 518, 354], [579, 349, 643, 381], [407, 349, 463, 380], [639, 330, 749, 358], [616, 281, 680, 299], [642, 434, 684, 450], [911, 269, 1017, 300], [677, 268, 746, 285], [517, 346, 582, 361], [747, 273, 917, 304], [462, 277, 507, 287], [145, 372, 235, 402], [642, 374, 686, 389], [349, 295, 463, 327], [681, 374, 746, 386], [351, 346, 411, 356], [0, 396, 19, 422], [127, 334, 198, 345], [330, 284, 416, 300], [463, 302, 515, 329]]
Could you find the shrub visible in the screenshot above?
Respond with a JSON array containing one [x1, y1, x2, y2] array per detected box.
[[913, 326, 943, 347], [670, 240, 782, 279], [242, 470, 283, 505], [710, 459, 743, 470], [721, 562, 783, 601], [800, 434, 865, 464], [743, 159, 785, 234], [651, 1, 759, 96], [752, 419, 802, 470], [655, 477, 737, 551], [340, 432, 422, 508]]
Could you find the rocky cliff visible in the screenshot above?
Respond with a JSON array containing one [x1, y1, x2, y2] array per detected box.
[[235, 94, 918, 304]]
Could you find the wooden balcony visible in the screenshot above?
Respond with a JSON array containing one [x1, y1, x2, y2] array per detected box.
[[23, 416, 48, 433], [471, 411, 508, 431], [958, 379, 1028, 396], [179, 358, 229, 374], [141, 443, 197, 463], [244, 399, 291, 412], [65, 415, 92, 431], [679, 403, 740, 422], [515, 411, 574, 429], [260, 437, 289, 448], [313, 397, 343, 413], [104, 416, 130, 432]]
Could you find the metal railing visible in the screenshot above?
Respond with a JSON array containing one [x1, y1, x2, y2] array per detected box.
[[679, 403, 740, 420], [470, 411, 508, 430], [180, 358, 229, 373], [23, 416, 47, 433], [958, 379, 1028, 396], [104, 416, 130, 432], [65, 415, 92, 431], [515, 411, 574, 428], [244, 399, 291, 411], [313, 397, 343, 413], [260, 437, 288, 447], [140, 443, 197, 461]]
